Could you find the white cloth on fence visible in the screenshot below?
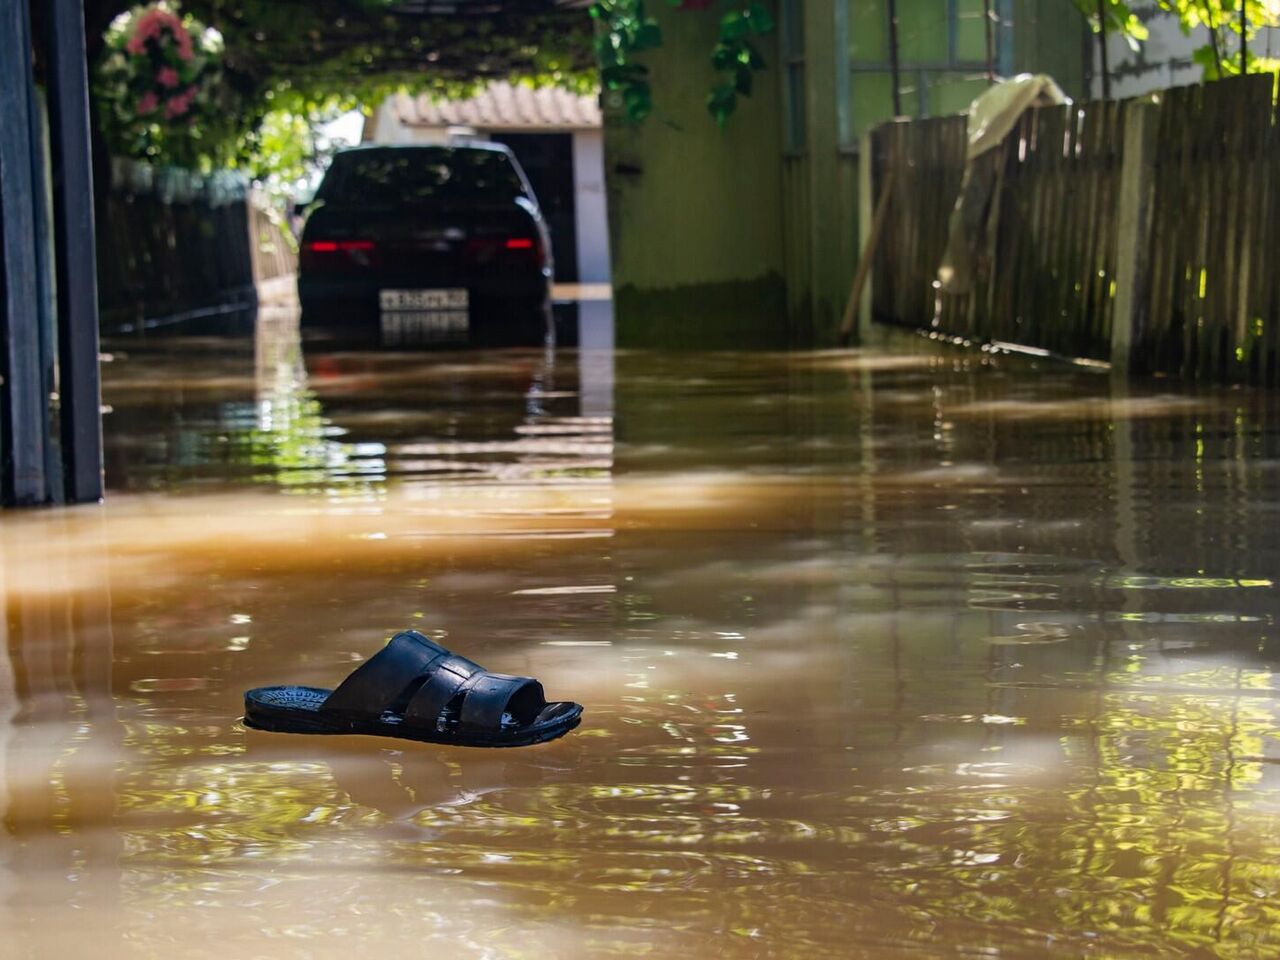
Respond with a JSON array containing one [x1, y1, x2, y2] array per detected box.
[[938, 75, 1071, 293], [965, 74, 1071, 161]]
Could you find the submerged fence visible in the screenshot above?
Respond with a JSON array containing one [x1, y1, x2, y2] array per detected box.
[[97, 159, 297, 329], [866, 73, 1280, 383]]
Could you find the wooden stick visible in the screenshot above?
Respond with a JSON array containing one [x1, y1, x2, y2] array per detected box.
[[838, 168, 896, 345]]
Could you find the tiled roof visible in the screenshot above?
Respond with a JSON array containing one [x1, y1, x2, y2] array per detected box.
[[395, 82, 601, 131]]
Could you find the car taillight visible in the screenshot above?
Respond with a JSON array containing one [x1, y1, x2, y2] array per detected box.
[[466, 235, 543, 267], [301, 239, 377, 269]]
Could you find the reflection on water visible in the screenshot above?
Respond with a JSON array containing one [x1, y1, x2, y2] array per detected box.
[[4, 309, 1280, 956]]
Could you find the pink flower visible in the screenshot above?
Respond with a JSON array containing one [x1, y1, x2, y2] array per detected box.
[[133, 8, 180, 41], [136, 92, 159, 115], [126, 8, 194, 60], [164, 89, 194, 119], [157, 66, 180, 88]]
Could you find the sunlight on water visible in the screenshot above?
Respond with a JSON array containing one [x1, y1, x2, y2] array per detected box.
[[3, 310, 1280, 957]]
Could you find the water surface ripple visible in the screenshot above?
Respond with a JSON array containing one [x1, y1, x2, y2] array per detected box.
[[4, 314, 1280, 957]]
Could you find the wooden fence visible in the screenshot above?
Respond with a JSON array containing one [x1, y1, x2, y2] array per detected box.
[[97, 159, 297, 329], [865, 73, 1280, 383]]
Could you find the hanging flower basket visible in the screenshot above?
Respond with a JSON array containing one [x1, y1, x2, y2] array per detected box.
[[95, 2, 225, 171]]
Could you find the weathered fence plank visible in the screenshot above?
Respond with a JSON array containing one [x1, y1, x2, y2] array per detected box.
[[866, 73, 1280, 384], [97, 160, 297, 330]]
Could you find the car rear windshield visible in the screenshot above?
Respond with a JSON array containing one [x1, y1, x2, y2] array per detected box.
[[316, 148, 527, 207]]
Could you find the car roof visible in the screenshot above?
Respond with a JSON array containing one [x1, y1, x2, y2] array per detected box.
[[332, 142, 514, 158]]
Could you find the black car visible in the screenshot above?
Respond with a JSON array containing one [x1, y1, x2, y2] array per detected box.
[[297, 143, 553, 346]]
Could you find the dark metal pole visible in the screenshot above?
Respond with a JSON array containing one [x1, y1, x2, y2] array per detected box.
[[887, 0, 903, 116], [47, 0, 104, 503], [1097, 0, 1111, 98], [984, 0, 996, 83], [1241, 0, 1248, 74], [29, 87, 64, 503], [0, 0, 51, 505]]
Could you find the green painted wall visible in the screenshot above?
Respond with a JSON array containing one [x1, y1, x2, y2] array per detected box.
[[604, 2, 787, 348], [1013, 0, 1088, 97], [783, 0, 859, 339]]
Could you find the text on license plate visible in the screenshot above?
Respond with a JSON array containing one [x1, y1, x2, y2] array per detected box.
[[379, 288, 468, 310], [381, 310, 469, 344]]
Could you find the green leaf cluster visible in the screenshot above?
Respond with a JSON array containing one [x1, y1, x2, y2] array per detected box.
[[1073, 0, 1151, 48], [1073, 0, 1280, 76], [707, 2, 773, 125], [91, 0, 596, 189], [591, 0, 776, 125], [591, 0, 663, 121]]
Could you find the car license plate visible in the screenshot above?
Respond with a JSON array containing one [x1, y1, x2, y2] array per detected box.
[[380, 310, 469, 344], [379, 288, 468, 310]]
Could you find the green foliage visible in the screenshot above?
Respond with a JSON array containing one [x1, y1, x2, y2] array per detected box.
[[1071, 0, 1150, 48], [1163, 0, 1280, 77], [706, 2, 773, 126], [92, 0, 596, 182], [591, 0, 775, 125], [590, 0, 663, 121], [239, 93, 359, 207], [1073, 0, 1280, 76]]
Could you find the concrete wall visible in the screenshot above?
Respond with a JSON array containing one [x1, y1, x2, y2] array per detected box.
[[572, 129, 611, 284], [603, 2, 787, 348], [365, 98, 444, 145]]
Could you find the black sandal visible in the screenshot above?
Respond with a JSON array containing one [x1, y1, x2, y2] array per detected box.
[[243, 630, 583, 748]]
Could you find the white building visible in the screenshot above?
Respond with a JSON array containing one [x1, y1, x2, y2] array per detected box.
[[366, 83, 611, 286], [1094, 3, 1280, 98]]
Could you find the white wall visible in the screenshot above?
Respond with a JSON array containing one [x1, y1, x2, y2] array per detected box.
[[366, 97, 449, 145], [1094, 5, 1280, 99], [571, 129, 611, 284]]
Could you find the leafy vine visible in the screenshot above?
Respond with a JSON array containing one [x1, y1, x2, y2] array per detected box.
[[591, 0, 775, 125]]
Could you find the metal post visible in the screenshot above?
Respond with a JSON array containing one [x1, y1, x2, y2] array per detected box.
[[28, 88, 64, 503], [996, 0, 1014, 77], [984, 0, 995, 83], [0, 0, 51, 505], [1097, 0, 1111, 99], [887, 0, 903, 116], [1241, 1, 1248, 74], [47, 0, 104, 503]]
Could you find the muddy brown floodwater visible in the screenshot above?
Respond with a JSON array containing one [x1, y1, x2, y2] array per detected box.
[[4, 305, 1280, 958]]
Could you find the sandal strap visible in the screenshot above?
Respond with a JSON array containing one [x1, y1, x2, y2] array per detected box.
[[403, 653, 485, 727], [321, 631, 449, 717], [459, 674, 545, 733]]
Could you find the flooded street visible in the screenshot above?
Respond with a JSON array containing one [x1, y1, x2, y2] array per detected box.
[[5, 305, 1280, 957]]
